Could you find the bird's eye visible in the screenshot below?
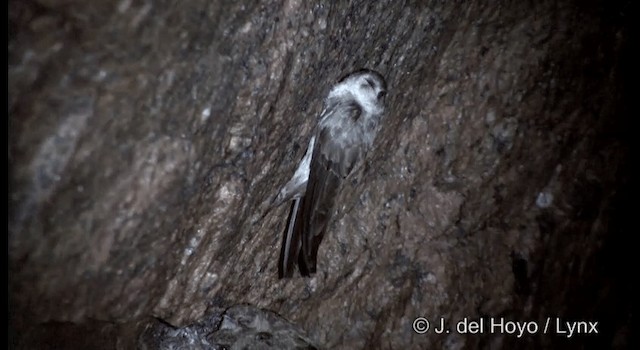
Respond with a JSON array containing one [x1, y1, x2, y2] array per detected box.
[[377, 91, 386, 100]]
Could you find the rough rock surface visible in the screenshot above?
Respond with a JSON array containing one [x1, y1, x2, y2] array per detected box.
[[9, 0, 630, 349]]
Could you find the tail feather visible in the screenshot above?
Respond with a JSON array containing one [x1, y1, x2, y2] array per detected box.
[[278, 198, 303, 278]]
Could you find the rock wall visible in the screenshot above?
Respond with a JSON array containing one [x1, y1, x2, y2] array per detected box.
[[9, 0, 630, 348]]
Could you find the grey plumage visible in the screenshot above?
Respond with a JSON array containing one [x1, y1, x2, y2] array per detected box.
[[277, 69, 387, 278]]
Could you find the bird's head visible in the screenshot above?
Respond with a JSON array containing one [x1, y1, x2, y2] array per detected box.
[[330, 69, 387, 114]]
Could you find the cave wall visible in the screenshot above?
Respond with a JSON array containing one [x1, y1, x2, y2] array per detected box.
[[9, 0, 630, 348]]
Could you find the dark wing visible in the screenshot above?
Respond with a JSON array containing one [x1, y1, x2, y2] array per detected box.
[[297, 101, 365, 276]]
